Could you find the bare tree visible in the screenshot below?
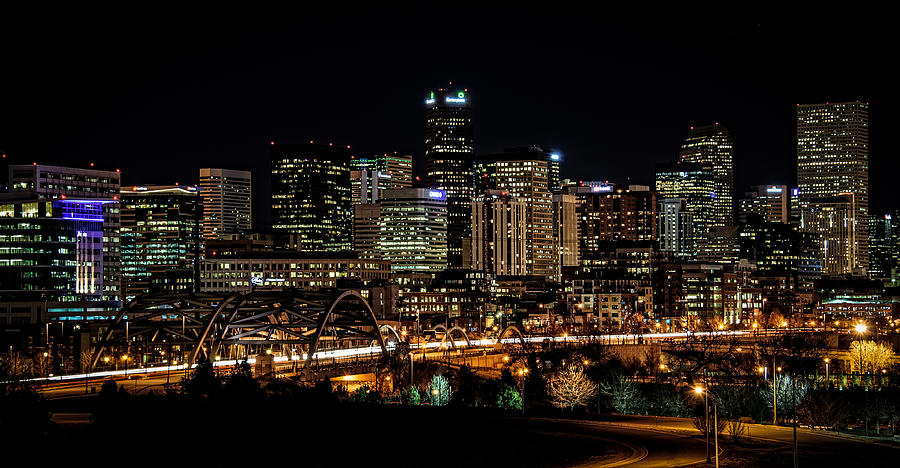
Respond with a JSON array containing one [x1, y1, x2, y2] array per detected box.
[[548, 361, 597, 411], [598, 372, 643, 414], [0, 351, 31, 380], [849, 341, 894, 374], [34, 353, 52, 380]]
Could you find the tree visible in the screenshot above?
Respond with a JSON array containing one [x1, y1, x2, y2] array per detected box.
[[405, 386, 421, 405], [598, 372, 643, 414], [33, 353, 52, 382], [849, 341, 894, 374], [548, 361, 597, 411], [80, 351, 94, 393], [798, 390, 849, 430], [428, 375, 452, 406], [495, 383, 523, 411]]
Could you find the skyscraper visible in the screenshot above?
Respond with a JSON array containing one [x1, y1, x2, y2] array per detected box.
[[379, 188, 448, 273], [797, 101, 869, 273], [658, 198, 693, 258], [737, 185, 790, 224], [801, 194, 856, 276], [868, 214, 896, 285], [7, 164, 121, 302], [566, 183, 657, 258], [120, 185, 202, 300], [199, 168, 251, 239], [376, 152, 413, 189], [471, 190, 527, 276], [270, 143, 352, 251], [552, 193, 579, 276], [476, 146, 554, 278], [680, 124, 734, 227], [425, 87, 474, 268], [655, 161, 716, 254]]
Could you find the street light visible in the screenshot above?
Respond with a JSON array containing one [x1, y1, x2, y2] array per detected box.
[[694, 386, 718, 467], [824, 358, 830, 384]]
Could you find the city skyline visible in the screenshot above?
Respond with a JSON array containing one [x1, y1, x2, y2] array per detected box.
[[2, 6, 898, 226]]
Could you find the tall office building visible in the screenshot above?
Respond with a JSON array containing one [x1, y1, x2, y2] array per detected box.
[[801, 194, 856, 276], [680, 124, 734, 227], [271, 143, 352, 251], [353, 203, 382, 259], [379, 188, 448, 273], [120, 185, 202, 300], [199, 168, 251, 239], [553, 193, 579, 275], [655, 162, 716, 253], [471, 190, 527, 276], [869, 214, 896, 285], [376, 152, 413, 189], [797, 101, 869, 273], [737, 185, 790, 224], [7, 164, 121, 302], [658, 198, 693, 258], [425, 87, 474, 268], [476, 146, 555, 278]]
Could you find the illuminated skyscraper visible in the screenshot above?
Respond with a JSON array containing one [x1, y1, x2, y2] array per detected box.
[[199, 168, 251, 239], [797, 101, 869, 273], [552, 193, 579, 276], [270, 143, 352, 251], [476, 146, 555, 278], [471, 190, 527, 276], [737, 185, 790, 224], [376, 152, 413, 189], [566, 183, 657, 258], [658, 198, 693, 258], [868, 214, 895, 285], [6, 164, 121, 302], [379, 188, 448, 273], [425, 87, 474, 268], [655, 162, 716, 254], [801, 194, 856, 276], [120, 185, 202, 300], [680, 124, 734, 227]]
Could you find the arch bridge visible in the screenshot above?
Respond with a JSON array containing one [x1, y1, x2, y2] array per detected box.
[[91, 289, 386, 371]]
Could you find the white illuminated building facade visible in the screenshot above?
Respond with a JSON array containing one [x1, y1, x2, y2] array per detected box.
[[379, 188, 448, 273]]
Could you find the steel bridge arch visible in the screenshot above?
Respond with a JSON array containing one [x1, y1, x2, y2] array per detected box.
[[495, 325, 528, 349], [379, 324, 403, 344], [91, 289, 386, 371], [435, 325, 471, 350]]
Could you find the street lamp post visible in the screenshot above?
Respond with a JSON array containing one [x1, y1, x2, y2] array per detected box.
[[774, 366, 782, 425], [695, 386, 718, 468], [824, 358, 830, 385]]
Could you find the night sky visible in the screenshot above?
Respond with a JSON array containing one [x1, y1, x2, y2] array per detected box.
[[1, 6, 896, 226]]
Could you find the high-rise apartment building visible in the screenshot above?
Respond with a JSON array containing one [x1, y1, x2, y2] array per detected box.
[[566, 183, 657, 258], [425, 87, 474, 268], [658, 198, 693, 258], [270, 143, 352, 251], [801, 194, 856, 276], [120, 185, 202, 300], [655, 162, 716, 253], [379, 188, 448, 273], [199, 168, 251, 239], [737, 185, 790, 224], [869, 214, 896, 286], [680, 124, 734, 227], [471, 190, 527, 276], [7, 164, 121, 302], [797, 101, 869, 273], [476, 146, 555, 278], [553, 193, 579, 276]]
